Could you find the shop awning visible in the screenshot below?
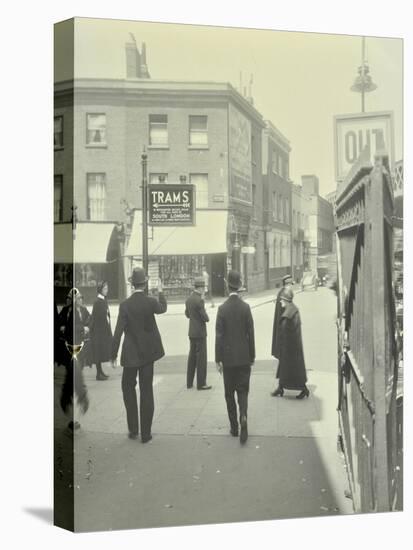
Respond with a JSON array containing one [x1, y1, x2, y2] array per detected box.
[[126, 210, 228, 256], [54, 222, 116, 263]]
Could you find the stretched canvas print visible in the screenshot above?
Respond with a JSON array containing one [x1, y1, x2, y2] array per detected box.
[[53, 17, 403, 532]]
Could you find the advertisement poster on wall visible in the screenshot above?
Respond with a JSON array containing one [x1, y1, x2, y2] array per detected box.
[[229, 103, 252, 204]]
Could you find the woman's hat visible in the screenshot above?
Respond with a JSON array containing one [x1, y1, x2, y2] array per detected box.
[[97, 280, 108, 294], [128, 267, 148, 286], [282, 274, 293, 285], [227, 270, 242, 290], [194, 276, 205, 288], [280, 287, 294, 302]]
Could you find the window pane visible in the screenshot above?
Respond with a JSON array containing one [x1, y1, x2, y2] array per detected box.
[[54, 175, 62, 222], [87, 173, 106, 220], [87, 114, 106, 144], [189, 116, 207, 145], [149, 115, 168, 145], [54, 116, 63, 147], [149, 173, 168, 184], [190, 174, 208, 208]]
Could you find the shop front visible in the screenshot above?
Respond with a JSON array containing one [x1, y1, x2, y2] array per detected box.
[[126, 210, 228, 299], [54, 222, 119, 304]]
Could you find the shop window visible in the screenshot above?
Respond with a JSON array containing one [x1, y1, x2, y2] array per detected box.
[[86, 113, 106, 145], [189, 115, 208, 146], [149, 114, 168, 146], [190, 173, 208, 208], [87, 173, 106, 221], [54, 175, 63, 222], [54, 116, 63, 149]]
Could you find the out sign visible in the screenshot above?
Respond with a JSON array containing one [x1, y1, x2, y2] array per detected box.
[[334, 112, 394, 181], [344, 128, 385, 164]]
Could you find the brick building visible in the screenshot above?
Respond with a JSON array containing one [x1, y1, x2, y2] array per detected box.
[[301, 175, 335, 274], [54, 39, 268, 302], [262, 121, 292, 288]]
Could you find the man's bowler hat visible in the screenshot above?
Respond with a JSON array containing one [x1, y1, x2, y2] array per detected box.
[[227, 270, 243, 291], [128, 267, 148, 287]]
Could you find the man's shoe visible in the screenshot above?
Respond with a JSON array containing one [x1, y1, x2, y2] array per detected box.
[[240, 415, 248, 444], [96, 373, 109, 381], [197, 385, 212, 390], [141, 435, 153, 444], [128, 432, 139, 440], [230, 427, 239, 437], [187, 384, 193, 389]]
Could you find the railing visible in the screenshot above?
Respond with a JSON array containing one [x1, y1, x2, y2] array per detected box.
[[336, 150, 400, 512]]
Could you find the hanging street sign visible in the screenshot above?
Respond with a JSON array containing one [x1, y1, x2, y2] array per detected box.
[[148, 184, 196, 225]]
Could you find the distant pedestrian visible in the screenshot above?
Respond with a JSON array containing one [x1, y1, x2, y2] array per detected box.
[[58, 288, 90, 430], [90, 280, 112, 381], [271, 287, 309, 399], [111, 267, 167, 443], [215, 270, 255, 444], [271, 274, 293, 363], [202, 265, 215, 308], [185, 276, 211, 390]]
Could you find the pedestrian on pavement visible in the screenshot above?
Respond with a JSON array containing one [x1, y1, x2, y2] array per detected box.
[[111, 267, 167, 443], [271, 274, 293, 393], [58, 288, 90, 431], [185, 276, 211, 390], [215, 270, 255, 444], [202, 265, 215, 308], [271, 287, 309, 399], [90, 280, 112, 381]]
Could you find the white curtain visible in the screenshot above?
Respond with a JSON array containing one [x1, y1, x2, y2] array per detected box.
[[87, 114, 106, 144], [87, 174, 106, 220]]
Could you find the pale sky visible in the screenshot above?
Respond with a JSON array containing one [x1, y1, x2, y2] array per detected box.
[[56, 17, 403, 197]]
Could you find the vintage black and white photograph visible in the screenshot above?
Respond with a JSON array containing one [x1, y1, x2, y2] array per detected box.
[[53, 16, 403, 533]]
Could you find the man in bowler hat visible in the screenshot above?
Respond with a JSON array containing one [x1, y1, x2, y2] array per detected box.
[[112, 267, 167, 443], [215, 270, 255, 444], [185, 276, 211, 390], [271, 274, 293, 396]]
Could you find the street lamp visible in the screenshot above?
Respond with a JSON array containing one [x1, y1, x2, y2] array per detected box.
[[350, 36, 377, 113]]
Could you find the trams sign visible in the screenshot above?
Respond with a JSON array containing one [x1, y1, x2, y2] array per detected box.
[[334, 111, 394, 181], [148, 184, 196, 225]]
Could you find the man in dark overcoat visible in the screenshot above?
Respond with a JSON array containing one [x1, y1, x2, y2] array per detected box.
[[112, 267, 167, 443], [215, 270, 255, 444], [185, 276, 211, 390], [273, 287, 309, 399]]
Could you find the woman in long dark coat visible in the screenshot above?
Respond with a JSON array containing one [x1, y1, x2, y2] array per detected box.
[[90, 280, 112, 381], [271, 287, 309, 399]]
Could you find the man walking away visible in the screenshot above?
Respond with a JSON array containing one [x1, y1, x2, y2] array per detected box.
[[215, 270, 255, 444], [185, 276, 211, 390], [111, 267, 167, 443]]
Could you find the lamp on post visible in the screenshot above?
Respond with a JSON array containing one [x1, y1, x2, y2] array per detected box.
[[350, 36, 377, 113], [141, 148, 149, 288]]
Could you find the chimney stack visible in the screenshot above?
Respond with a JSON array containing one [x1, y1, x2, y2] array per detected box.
[[125, 34, 150, 78]]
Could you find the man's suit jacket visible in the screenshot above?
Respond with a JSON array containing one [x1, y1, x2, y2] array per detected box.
[[112, 291, 167, 368], [185, 291, 209, 338], [215, 295, 255, 368]]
